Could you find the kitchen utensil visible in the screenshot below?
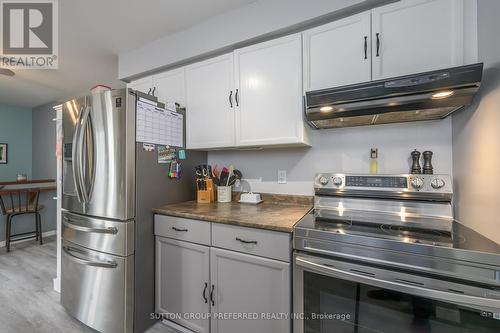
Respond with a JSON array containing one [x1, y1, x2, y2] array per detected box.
[[233, 169, 242, 180], [411, 149, 422, 174], [226, 165, 234, 186], [422, 151, 434, 174], [211, 164, 218, 178], [239, 192, 262, 204], [219, 167, 229, 186]]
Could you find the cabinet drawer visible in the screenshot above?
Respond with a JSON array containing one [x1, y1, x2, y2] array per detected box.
[[154, 215, 211, 246], [212, 223, 291, 262]]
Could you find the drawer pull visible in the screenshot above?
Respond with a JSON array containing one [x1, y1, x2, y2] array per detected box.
[[172, 227, 189, 232], [236, 237, 258, 245], [63, 218, 118, 234], [63, 246, 117, 268]]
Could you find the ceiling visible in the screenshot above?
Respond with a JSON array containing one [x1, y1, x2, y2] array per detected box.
[[0, 0, 257, 108]]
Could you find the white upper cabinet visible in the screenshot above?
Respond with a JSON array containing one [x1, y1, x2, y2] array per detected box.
[[303, 11, 372, 91], [128, 76, 153, 95], [154, 68, 186, 107], [185, 54, 235, 149], [372, 0, 465, 80], [234, 34, 307, 147], [128, 68, 186, 106]]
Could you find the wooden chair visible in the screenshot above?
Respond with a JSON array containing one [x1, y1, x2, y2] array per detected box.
[[0, 188, 44, 252]]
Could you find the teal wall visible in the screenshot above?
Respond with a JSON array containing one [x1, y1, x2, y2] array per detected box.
[[0, 104, 33, 181]]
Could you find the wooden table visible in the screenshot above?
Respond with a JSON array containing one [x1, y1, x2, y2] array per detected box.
[[0, 179, 56, 194]]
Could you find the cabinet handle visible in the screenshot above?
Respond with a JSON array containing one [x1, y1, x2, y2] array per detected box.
[[229, 91, 233, 108], [236, 237, 258, 245], [202, 282, 208, 303], [235, 89, 239, 107], [151, 86, 156, 96], [364, 36, 368, 60], [172, 227, 188, 232], [376, 33, 380, 57], [147, 88, 152, 95], [210, 284, 215, 306]]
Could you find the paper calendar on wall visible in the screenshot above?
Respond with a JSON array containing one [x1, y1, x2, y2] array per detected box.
[[136, 100, 184, 147]]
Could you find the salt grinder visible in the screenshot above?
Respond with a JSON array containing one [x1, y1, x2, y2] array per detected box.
[[411, 149, 422, 174], [422, 151, 434, 174]]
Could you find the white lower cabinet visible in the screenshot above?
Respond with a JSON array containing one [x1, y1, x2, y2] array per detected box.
[[156, 237, 210, 333], [210, 247, 290, 333], [155, 216, 291, 333]]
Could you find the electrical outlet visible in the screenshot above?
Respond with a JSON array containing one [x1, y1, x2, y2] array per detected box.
[[278, 170, 287, 184]]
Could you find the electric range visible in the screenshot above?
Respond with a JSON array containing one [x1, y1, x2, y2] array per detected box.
[[293, 173, 500, 333]]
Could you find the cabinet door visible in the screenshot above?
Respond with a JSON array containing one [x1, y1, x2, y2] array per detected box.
[[372, 0, 464, 80], [185, 53, 235, 149], [156, 237, 210, 333], [154, 68, 186, 107], [234, 34, 306, 147], [210, 248, 290, 333], [128, 76, 153, 95], [303, 11, 372, 91]]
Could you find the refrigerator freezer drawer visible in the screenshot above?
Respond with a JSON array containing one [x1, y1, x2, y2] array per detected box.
[[61, 240, 134, 333], [62, 211, 134, 256]]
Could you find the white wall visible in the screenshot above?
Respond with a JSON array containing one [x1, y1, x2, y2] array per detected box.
[[452, 0, 500, 244], [209, 119, 453, 195], [119, 0, 397, 80]]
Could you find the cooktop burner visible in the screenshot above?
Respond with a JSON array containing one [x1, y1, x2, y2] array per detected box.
[[296, 211, 500, 260], [379, 223, 466, 247]]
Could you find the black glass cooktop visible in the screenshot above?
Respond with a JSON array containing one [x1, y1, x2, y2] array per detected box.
[[295, 210, 500, 263]]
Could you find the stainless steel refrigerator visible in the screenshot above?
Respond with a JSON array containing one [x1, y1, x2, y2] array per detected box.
[[60, 88, 206, 333]]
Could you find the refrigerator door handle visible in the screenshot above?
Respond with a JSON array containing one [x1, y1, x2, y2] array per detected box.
[[72, 106, 85, 203], [79, 106, 94, 203], [62, 246, 118, 268], [63, 217, 118, 234], [82, 106, 96, 202]]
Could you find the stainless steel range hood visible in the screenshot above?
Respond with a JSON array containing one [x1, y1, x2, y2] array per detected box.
[[305, 63, 483, 129]]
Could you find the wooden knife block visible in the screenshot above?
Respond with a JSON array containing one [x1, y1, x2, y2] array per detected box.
[[197, 178, 215, 203]]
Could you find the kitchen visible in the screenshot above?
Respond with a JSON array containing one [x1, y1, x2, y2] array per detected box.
[[0, 0, 499, 333]]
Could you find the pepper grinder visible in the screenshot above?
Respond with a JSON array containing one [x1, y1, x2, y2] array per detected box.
[[411, 149, 422, 174], [422, 151, 434, 174]]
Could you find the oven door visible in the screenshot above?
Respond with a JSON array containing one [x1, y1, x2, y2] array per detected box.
[[293, 253, 500, 333]]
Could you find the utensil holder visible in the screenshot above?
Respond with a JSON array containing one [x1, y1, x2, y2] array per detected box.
[[217, 186, 232, 203]]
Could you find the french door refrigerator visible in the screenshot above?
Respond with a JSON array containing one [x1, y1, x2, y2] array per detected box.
[[61, 88, 206, 333]]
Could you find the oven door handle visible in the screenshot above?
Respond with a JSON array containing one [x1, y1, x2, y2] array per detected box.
[[296, 256, 500, 312]]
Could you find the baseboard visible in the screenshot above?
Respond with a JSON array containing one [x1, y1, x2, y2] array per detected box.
[[53, 277, 61, 293], [0, 230, 56, 248]]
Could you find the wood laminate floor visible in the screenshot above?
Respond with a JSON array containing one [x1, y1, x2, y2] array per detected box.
[[0, 236, 178, 333]]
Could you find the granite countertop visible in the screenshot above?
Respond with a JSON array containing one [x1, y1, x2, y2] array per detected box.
[[153, 193, 313, 233]]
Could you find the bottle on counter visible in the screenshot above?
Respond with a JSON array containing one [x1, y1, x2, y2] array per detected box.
[[370, 148, 378, 174]]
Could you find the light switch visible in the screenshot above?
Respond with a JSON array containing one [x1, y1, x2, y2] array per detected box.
[[278, 170, 287, 184]]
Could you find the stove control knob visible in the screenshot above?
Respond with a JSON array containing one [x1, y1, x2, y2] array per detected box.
[[431, 178, 445, 189], [411, 177, 424, 190], [333, 177, 343, 186], [319, 176, 329, 185]]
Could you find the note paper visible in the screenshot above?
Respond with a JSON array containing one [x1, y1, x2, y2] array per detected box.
[[136, 100, 184, 147]]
